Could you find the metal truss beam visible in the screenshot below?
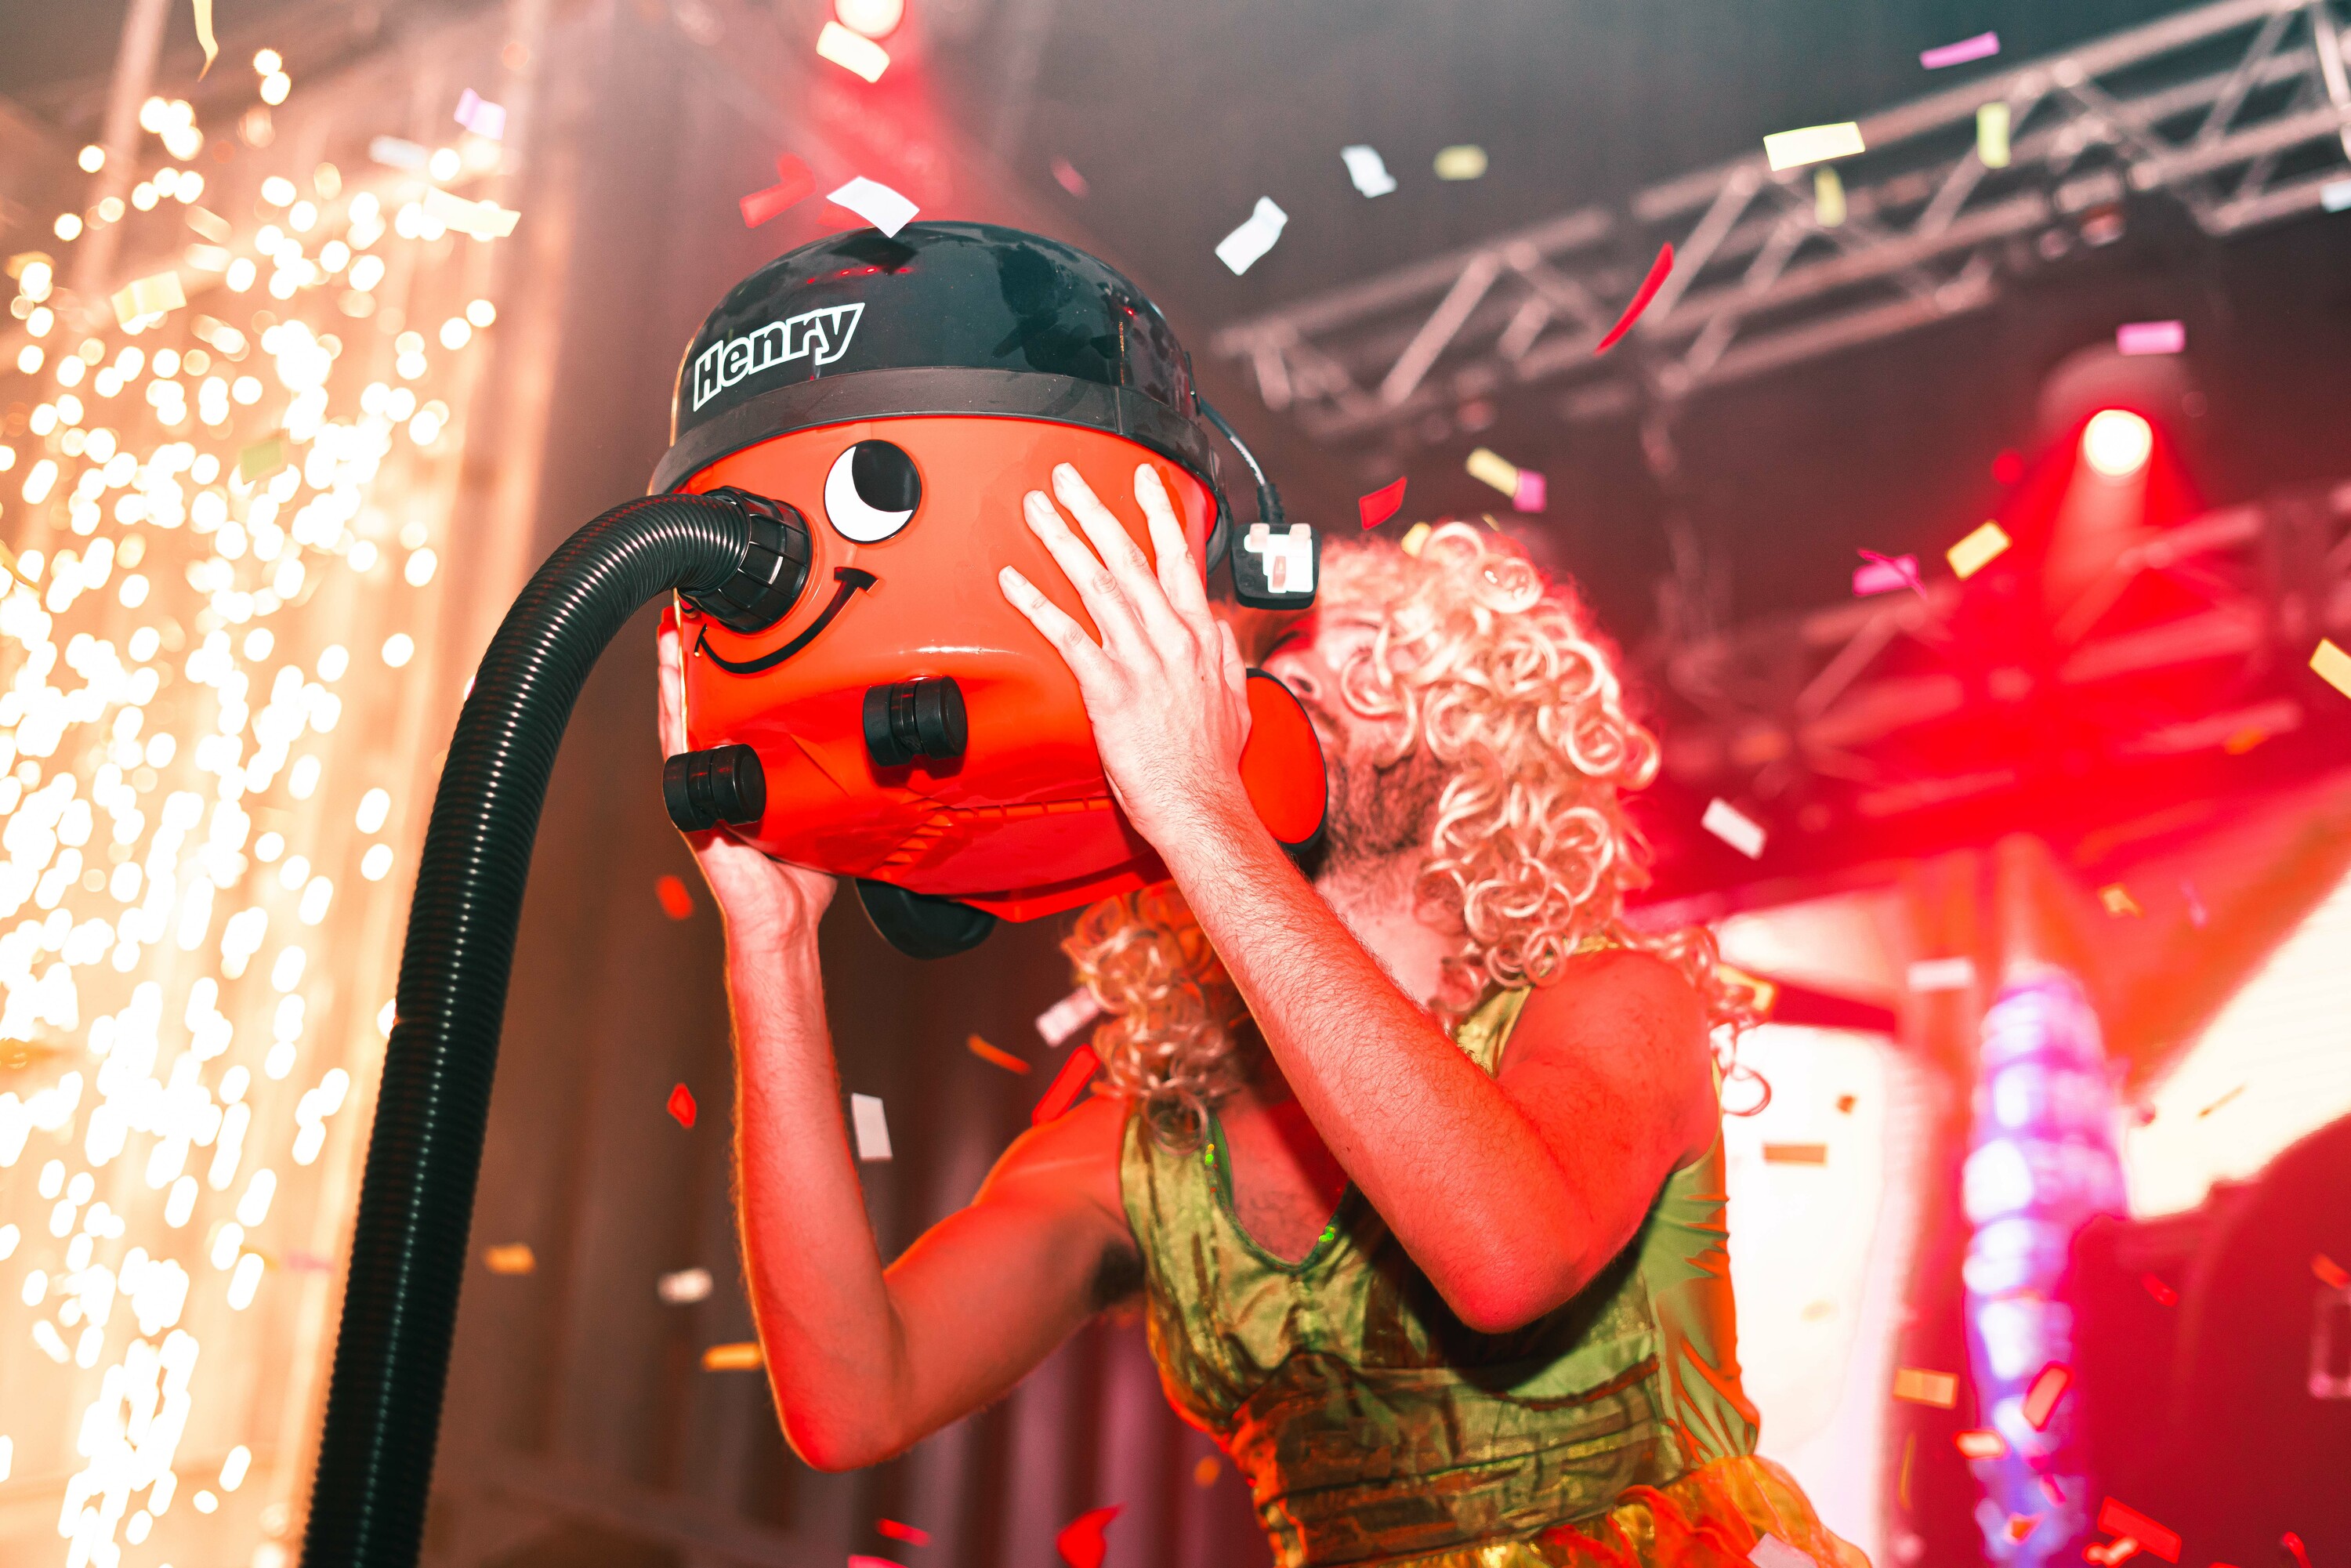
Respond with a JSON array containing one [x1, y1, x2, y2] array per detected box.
[[1213, 0, 2351, 449]]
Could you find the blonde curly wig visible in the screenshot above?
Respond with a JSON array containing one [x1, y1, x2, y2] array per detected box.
[[1065, 522, 1762, 1143]]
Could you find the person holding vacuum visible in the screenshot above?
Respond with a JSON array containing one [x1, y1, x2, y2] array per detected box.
[[661, 459, 1867, 1566]]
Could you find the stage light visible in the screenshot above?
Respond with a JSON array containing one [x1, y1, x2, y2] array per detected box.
[[2081, 408, 2152, 478], [835, 0, 906, 39]]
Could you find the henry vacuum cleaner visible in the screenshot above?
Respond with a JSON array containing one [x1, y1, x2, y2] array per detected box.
[[299, 223, 1325, 1566]]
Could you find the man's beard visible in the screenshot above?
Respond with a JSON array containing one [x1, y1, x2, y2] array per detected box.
[[1317, 738, 1448, 885]]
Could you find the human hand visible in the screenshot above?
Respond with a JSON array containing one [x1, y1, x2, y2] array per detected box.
[[996, 462, 1254, 853], [657, 612, 835, 947]]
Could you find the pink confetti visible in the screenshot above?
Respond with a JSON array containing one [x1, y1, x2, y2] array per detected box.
[[2116, 320, 2185, 356], [1920, 31, 2000, 69]]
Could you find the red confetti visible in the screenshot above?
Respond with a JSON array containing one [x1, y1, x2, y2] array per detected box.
[[655, 874, 694, 921], [877, 1519, 930, 1546], [2283, 1533, 2313, 1568], [2021, 1363, 2070, 1429], [2139, 1272, 2178, 1306], [2096, 1498, 2180, 1563], [740, 154, 815, 228], [1592, 243, 1673, 356], [848, 1559, 902, 1568], [668, 1083, 697, 1128], [1031, 1044, 1101, 1126], [2041, 1473, 2066, 1506], [1054, 1505, 1121, 1568], [2314, 1253, 2350, 1290], [1358, 476, 1407, 530]]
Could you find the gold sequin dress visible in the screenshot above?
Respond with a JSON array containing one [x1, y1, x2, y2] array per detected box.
[[1118, 988, 1871, 1568]]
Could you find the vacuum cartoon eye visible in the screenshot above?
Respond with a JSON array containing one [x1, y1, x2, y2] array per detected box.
[[824, 439, 922, 542]]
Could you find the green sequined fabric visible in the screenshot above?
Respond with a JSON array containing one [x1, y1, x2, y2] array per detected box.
[[1118, 987, 1774, 1568]]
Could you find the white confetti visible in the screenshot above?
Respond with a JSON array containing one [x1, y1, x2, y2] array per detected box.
[[1907, 957, 1978, 993], [1750, 1534, 1817, 1568], [849, 1093, 893, 1162], [1215, 197, 1288, 276], [1340, 145, 1396, 197], [1701, 798, 1766, 859], [1036, 986, 1103, 1048], [827, 176, 919, 238], [657, 1266, 714, 1304]]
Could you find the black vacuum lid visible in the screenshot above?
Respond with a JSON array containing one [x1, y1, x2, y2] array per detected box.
[[651, 223, 1219, 498]]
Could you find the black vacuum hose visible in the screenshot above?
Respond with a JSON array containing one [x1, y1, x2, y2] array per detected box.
[[301, 491, 775, 1568]]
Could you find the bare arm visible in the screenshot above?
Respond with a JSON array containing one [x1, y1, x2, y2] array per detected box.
[[996, 467, 1717, 1334], [661, 622, 1133, 1471]]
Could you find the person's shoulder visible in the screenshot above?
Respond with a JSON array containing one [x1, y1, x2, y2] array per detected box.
[[980, 1090, 1134, 1228], [1509, 946, 1710, 1065]]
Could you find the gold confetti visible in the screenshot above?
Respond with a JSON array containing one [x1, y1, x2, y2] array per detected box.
[[702, 1341, 764, 1371], [1433, 144, 1488, 180], [965, 1034, 1031, 1074], [2312, 638, 2351, 701], [1893, 1367, 1958, 1407], [110, 269, 187, 328], [2099, 884, 2143, 918], [1764, 121, 1865, 172], [1465, 447, 1520, 497], [1192, 1456, 1221, 1487], [1976, 102, 2011, 168], [484, 1244, 535, 1275], [194, 0, 218, 74], [1763, 1143, 1828, 1165], [1947, 520, 2011, 579], [1400, 522, 1432, 557], [1814, 166, 1846, 227]]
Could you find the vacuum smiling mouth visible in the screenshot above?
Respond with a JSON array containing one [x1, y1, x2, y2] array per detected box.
[[697, 566, 876, 674]]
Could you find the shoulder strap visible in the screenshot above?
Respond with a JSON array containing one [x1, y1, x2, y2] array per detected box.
[[1452, 987, 1532, 1076]]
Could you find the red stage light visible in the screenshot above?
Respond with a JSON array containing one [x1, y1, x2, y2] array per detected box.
[[835, 0, 906, 39], [2081, 408, 2153, 479]]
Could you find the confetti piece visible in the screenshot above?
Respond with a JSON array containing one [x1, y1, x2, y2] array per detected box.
[[1814, 166, 1846, 228], [1976, 102, 2012, 168], [1035, 986, 1103, 1047], [1701, 798, 1766, 859], [817, 20, 892, 81], [422, 186, 521, 240], [1400, 522, 1432, 556], [1593, 243, 1673, 355], [741, 157, 816, 227], [2116, 320, 2184, 357], [2086, 1537, 2143, 1566], [1954, 1429, 2006, 1460], [1433, 144, 1487, 179], [2022, 1363, 2070, 1429], [1749, 1537, 1817, 1568], [186, 205, 232, 243], [661, 1083, 697, 1128], [1897, 1433, 1914, 1508], [1763, 1143, 1828, 1165], [237, 436, 286, 482], [1922, 31, 1999, 69], [1764, 121, 1864, 172], [455, 87, 509, 141], [2004, 1513, 2042, 1543], [485, 1244, 536, 1275], [1359, 476, 1408, 529], [1465, 447, 1520, 497], [1055, 1505, 1121, 1568], [701, 1341, 763, 1371], [1341, 145, 1398, 197], [2180, 878, 2208, 929], [1192, 1456, 1220, 1486], [1835, 1094, 1857, 1114], [2099, 884, 2143, 918], [1215, 197, 1289, 275], [2222, 724, 2269, 754], [1893, 1367, 1958, 1407], [0, 540, 39, 592], [848, 1559, 901, 1568], [369, 135, 429, 171], [850, 1092, 893, 1161], [110, 269, 187, 328], [817, 176, 915, 238], [965, 1034, 1031, 1074], [2195, 1083, 2244, 1117], [1032, 1044, 1101, 1126], [2324, 179, 2351, 213], [877, 1519, 931, 1545], [2141, 1272, 2178, 1305], [1907, 956, 1976, 991], [655, 874, 694, 920], [2284, 1532, 2313, 1568], [194, 0, 218, 74], [1853, 552, 1922, 596], [657, 1266, 712, 1303], [2041, 1473, 2066, 1506], [1947, 520, 2010, 578], [2310, 638, 2351, 699], [2097, 1500, 2179, 1563], [2315, 1254, 2351, 1290], [1512, 470, 1545, 512]]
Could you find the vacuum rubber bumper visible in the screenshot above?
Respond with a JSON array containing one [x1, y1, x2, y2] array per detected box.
[[662, 744, 767, 830], [862, 676, 967, 767], [301, 490, 785, 1568]]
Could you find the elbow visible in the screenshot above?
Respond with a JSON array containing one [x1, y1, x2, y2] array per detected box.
[[1437, 1255, 1596, 1337], [781, 1414, 900, 1474]]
